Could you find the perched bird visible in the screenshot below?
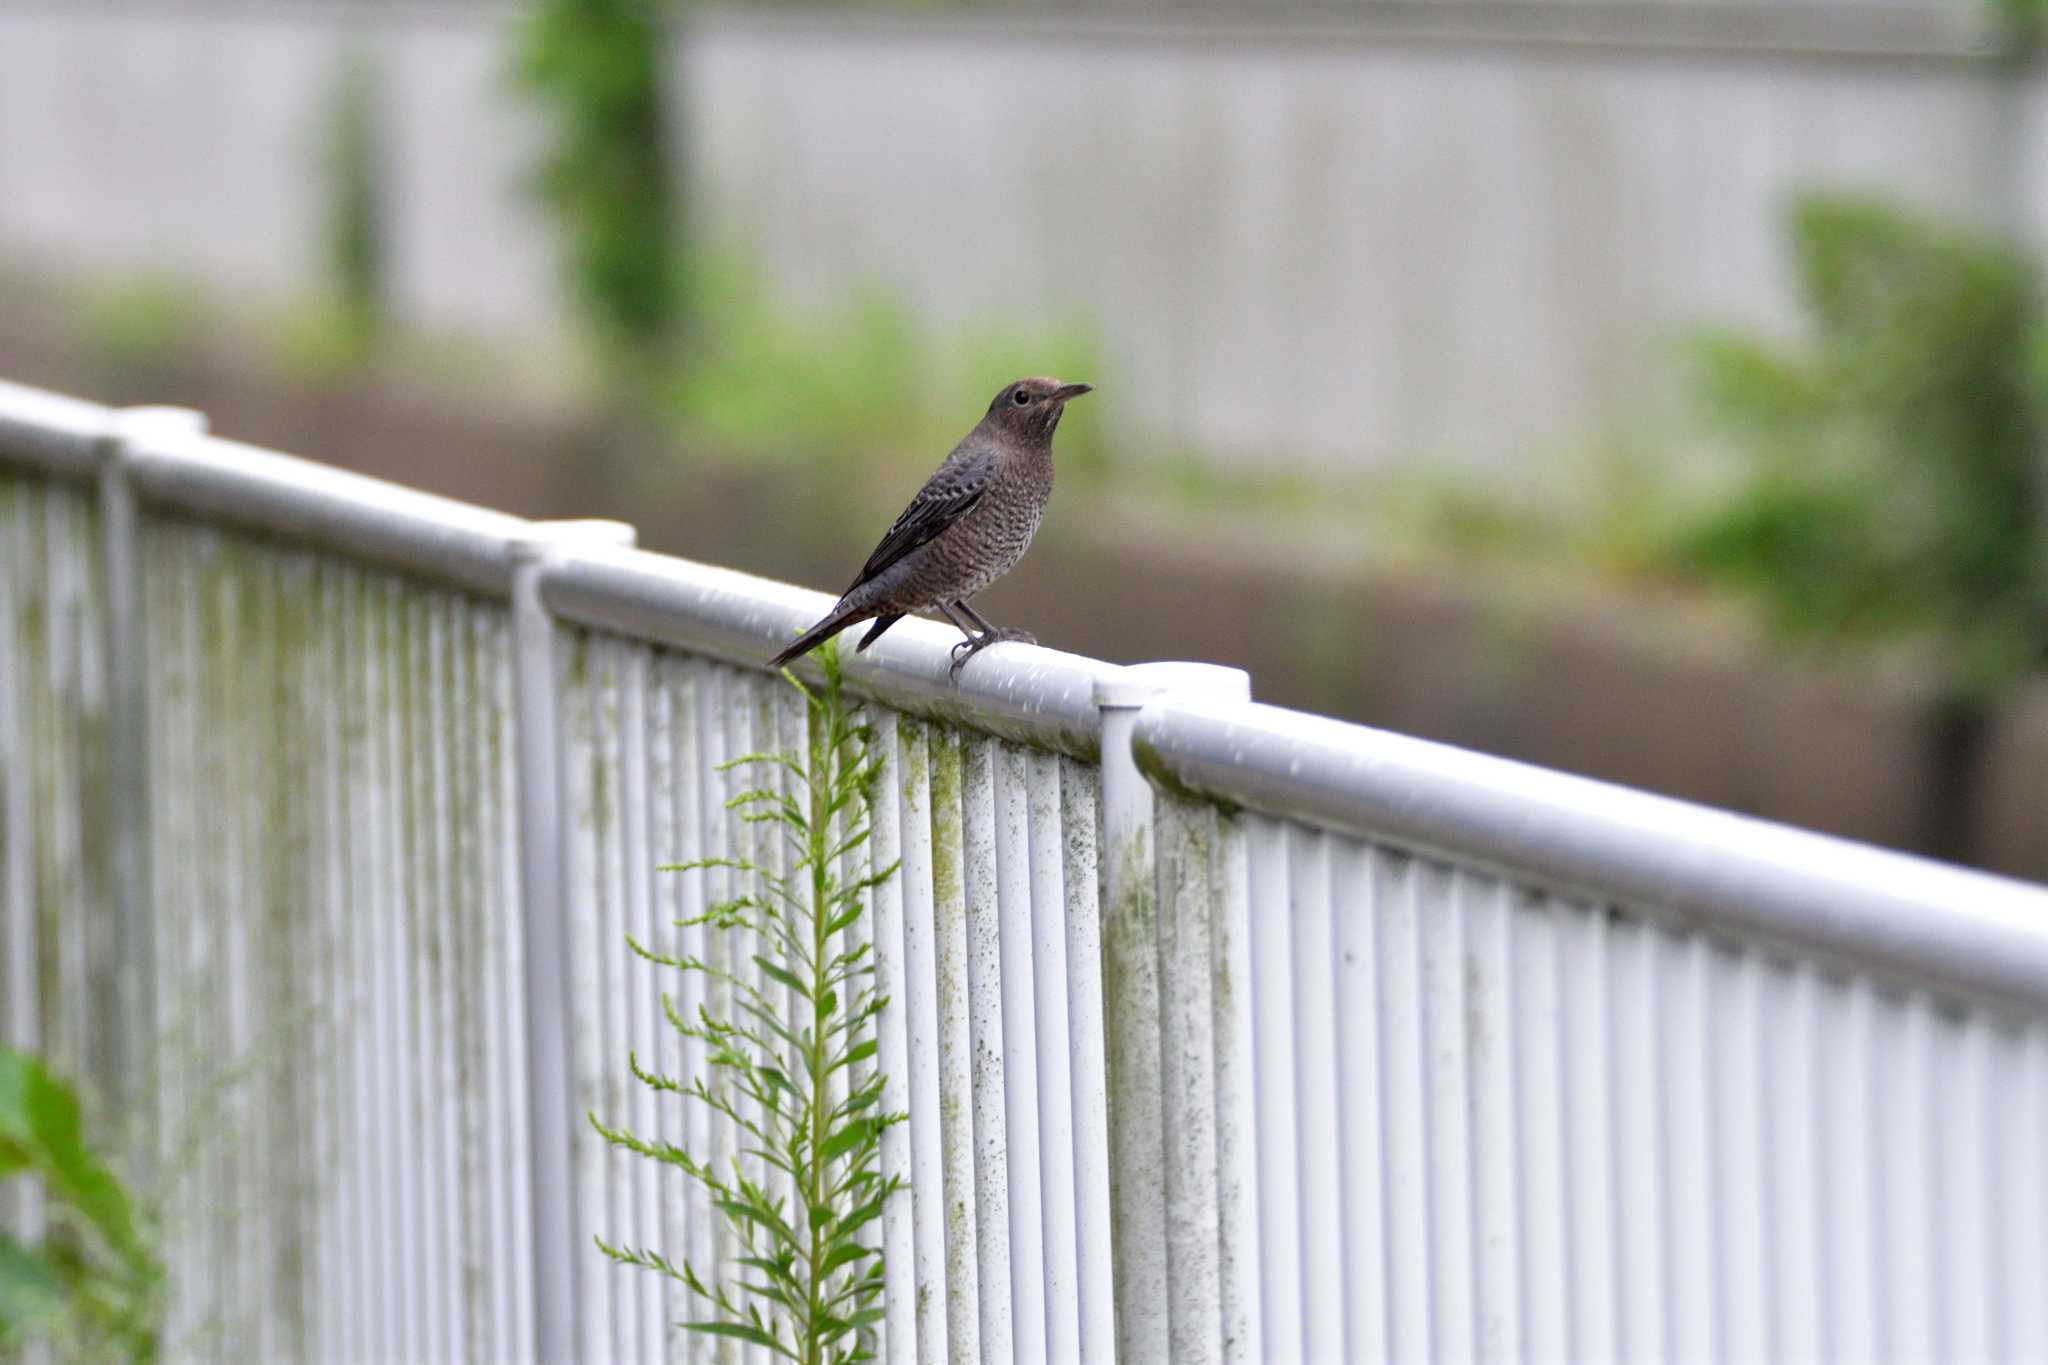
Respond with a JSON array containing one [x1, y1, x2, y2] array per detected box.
[[769, 376, 1092, 678]]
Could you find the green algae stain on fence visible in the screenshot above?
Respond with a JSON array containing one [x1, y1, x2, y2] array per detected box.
[[926, 725, 965, 1150], [1204, 806, 1241, 1037], [917, 719, 982, 1342], [259, 547, 314, 1358], [927, 727, 963, 916], [1101, 819, 1158, 1051], [584, 636, 614, 851], [1098, 782, 1160, 1310], [11, 481, 123, 1104]]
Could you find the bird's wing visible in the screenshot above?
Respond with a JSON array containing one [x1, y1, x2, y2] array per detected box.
[[846, 448, 993, 592]]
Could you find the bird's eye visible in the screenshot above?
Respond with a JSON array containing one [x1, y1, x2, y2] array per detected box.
[[1012, 389, 1031, 406]]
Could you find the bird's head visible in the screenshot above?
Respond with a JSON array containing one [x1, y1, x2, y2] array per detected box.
[[986, 376, 1093, 442]]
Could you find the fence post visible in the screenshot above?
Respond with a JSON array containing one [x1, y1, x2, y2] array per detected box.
[[1094, 662, 1252, 1364], [509, 519, 636, 1365], [96, 406, 205, 1164]]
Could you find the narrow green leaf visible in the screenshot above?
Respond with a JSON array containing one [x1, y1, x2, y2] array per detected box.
[[820, 1119, 876, 1167], [754, 957, 808, 995], [714, 1198, 795, 1247], [819, 1241, 877, 1277], [682, 1320, 791, 1356]]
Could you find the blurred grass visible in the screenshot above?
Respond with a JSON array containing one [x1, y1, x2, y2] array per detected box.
[[75, 275, 205, 370], [658, 246, 1108, 477]]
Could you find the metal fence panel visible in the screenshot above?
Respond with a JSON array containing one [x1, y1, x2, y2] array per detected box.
[[0, 466, 112, 1098], [136, 512, 530, 1361], [552, 623, 1108, 1365], [1134, 695, 2048, 1364]]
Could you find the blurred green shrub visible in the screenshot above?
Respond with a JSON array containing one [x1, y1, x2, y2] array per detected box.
[[0, 1048, 160, 1362], [306, 47, 387, 371], [75, 275, 202, 371], [1677, 192, 2048, 695], [514, 0, 678, 383], [661, 248, 1108, 474]]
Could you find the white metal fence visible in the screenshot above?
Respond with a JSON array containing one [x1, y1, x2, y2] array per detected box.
[[3, 376, 2048, 1363]]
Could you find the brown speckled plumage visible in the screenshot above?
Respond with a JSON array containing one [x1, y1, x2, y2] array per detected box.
[[769, 376, 1091, 675]]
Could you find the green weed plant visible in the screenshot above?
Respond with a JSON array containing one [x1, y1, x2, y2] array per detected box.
[[592, 645, 904, 1364], [0, 1048, 161, 1362]]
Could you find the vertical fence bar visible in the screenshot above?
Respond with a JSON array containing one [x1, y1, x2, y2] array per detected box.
[[509, 519, 635, 1365], [0, 469, 31, 1063], [1153, 791, 1223, 1364], [1059, 753, 1116, 1365], [892, 718, 953, 1365], [868, 711, 920, 1365], [960, 736, 1013, 1360], [97, 407, 203, 1151], [1513, 890, 1571, 1363], [1372, 848, 1434, 1361], [1025, 748, 1081, 1364], [992, 741, 1047, 1362], [1096, 662, 1249, 1363], [1095, 677, 1166, 1363], [1326, 836, 1382, 1361], [1560, 897, 1620, 1364], [1465, 874, 1526, 1361], [927, 727, 982, 1362], [1207, 800, 1257, 1364], [1289, 826, 1346, 1361], [1245, 814, 1303, 1363], [653, 655, 701, 1365]]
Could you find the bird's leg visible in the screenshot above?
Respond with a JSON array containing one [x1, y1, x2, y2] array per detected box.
[[955, 600, 1036, 647], [936, 602, 987, 675], [937, 601, 980, 651], [941, 599, 1035, 678]]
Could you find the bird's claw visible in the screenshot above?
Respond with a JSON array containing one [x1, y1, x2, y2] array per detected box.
[[947, 627, 1036, 680]]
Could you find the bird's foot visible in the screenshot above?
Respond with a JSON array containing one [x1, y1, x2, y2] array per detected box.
[[948, 635, 987, 679], [947, 627, 1035, 680]]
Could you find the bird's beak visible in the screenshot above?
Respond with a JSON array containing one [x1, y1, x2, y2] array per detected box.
[[1052, 382, 1094, 403]]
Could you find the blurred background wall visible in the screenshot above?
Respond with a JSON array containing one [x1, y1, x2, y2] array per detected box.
[[0, 0, 2040, 480]]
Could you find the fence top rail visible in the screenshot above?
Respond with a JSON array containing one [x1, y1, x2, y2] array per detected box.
[[8, 376, 2048, 999], [125, 431, 532, 599], [542, 544, 1123, 760], [0, 382, 532, 594], [0, 380, 1124, 755], [1135, 693, 2048, 1009], [0, 380, 110, 479]]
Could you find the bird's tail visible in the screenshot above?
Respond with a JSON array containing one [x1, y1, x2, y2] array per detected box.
[[768, 605, 871, 670]]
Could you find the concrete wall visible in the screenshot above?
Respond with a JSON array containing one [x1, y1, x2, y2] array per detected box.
[[681, 14, 2039, 483], [0, 3, 559, 334], [0, 1, 2039, 482]]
